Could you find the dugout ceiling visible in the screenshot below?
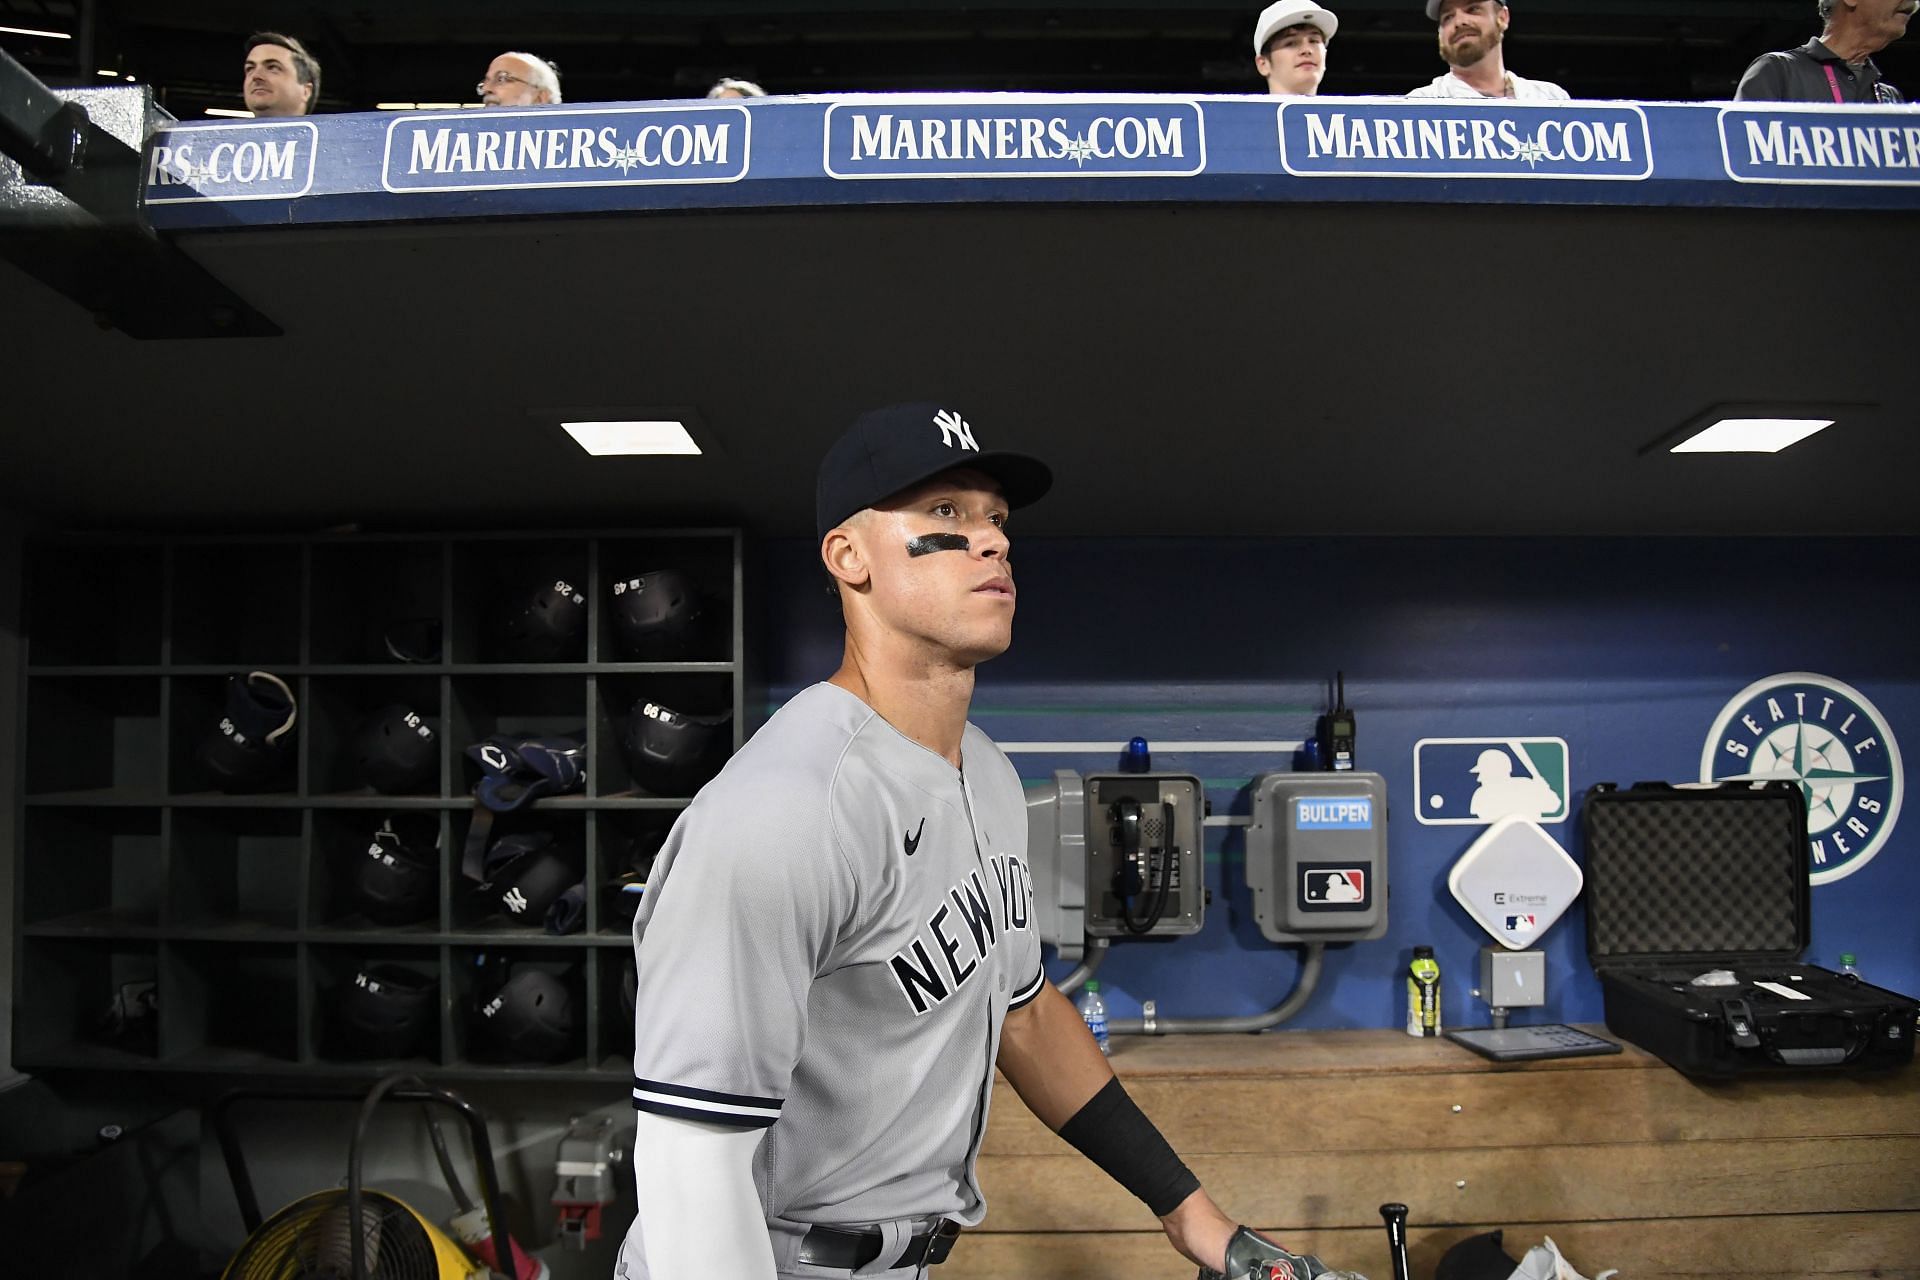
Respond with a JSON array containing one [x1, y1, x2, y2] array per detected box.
[[2, 197, 1918, 537], [7, 1, 1919, 115]]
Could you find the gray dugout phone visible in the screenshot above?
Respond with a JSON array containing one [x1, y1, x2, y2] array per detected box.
[[1086, 773, 1205, 938]]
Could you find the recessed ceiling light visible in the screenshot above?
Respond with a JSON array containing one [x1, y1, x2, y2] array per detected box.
[[204, 108, 254, 118], [562, 421, 702, 456], [1, 25, 71, 38], [95, 68, 118, 77], [1669, 418, 1834, 454]]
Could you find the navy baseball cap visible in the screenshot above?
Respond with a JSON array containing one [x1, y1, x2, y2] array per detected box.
[[815, 402, 1053, 543]]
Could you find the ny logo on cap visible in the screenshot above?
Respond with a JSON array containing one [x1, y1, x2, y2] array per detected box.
[[933, 409, 979, 452]]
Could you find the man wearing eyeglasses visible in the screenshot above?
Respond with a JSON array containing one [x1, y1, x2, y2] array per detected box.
[[1407, 0, 1568, 100], [478, 52, 563, 106]]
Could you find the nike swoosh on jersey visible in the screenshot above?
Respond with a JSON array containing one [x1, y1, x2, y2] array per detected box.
[[903, 817, 926, 857]]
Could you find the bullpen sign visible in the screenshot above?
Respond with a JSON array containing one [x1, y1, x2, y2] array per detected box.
[[824, 95, 1205, 179], [1279, 100, 1652, 180], [1701, 672, 1904, 884], [382, 104, 750, 193], [1719, 105, 1920, 186]]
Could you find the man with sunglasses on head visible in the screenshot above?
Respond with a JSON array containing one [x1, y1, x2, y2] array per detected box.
[[1408, 0, 1568, 100], [478, 52, 563, 106], [1736, 0, 1909, 103]]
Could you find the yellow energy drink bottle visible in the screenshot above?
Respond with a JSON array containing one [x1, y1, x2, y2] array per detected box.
[[1407, 945, 1441, 1037]]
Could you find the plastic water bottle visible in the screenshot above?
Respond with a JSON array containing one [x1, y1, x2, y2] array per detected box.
[[1840, 953, 1862, 979], [1078, 981, 1110, 1056], [1407, 946, 1441, 1038]]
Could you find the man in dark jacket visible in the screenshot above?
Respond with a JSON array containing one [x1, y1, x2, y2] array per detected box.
[[1735, 0, 1911, 102]]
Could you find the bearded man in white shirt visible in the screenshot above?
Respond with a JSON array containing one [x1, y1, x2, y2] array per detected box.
[[1408, 0, 1569, 100]]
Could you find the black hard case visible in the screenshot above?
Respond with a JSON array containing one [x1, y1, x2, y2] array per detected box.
[[1582, 780, 1917, 1079]]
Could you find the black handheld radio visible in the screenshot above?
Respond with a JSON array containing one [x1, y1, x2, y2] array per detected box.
[[1316, 671, 1355, 772]]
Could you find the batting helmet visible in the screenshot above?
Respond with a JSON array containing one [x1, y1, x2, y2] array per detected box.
[[352, 816, 439, 926], [331, 964, 437, 1059], [477, 831, 578, 926], [496, 577, 587, 662], [470, 959, 576, 1062], [621, 699, 730, 795], [382, 617, 444, 664], [355, 704, 439, 794], [609, 569, 704, 660], [198, 671, 298, 793]]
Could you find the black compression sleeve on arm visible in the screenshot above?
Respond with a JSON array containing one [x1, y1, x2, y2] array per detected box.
[[1055, 1076, 1201, 1218]]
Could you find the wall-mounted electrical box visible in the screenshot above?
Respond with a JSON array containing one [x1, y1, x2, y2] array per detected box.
[[1246, 771, 1389, 943], [1025, 769, 1088, 961]]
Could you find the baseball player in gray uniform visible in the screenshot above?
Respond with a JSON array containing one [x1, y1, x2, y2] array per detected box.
[[617, 403, 1364, 1280]]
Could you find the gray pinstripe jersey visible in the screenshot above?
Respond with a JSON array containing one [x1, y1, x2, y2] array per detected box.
[[626, 682, 1043, 1230]]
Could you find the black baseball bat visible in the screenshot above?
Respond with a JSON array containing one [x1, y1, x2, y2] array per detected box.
[[1379, 1203, 1411, 1280]]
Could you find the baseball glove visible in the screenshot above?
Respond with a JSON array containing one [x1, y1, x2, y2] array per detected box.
[[1197, 1226, 1370, 1280]]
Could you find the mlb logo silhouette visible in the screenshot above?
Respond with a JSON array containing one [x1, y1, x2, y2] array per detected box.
[[1414, 737, 1569, 826], [1504, 913, 1537, 933], [1300, 867, 1367, 907]]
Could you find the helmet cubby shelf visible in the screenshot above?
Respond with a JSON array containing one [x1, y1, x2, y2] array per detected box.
[[13, 529, 745, 1079]]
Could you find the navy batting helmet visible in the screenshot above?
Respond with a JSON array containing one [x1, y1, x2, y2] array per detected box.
[[477, 831, 578, 926], [198, 671, 298, 793]]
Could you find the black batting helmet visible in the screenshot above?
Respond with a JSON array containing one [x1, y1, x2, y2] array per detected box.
[[352, 816, 439, 926], [470, 960, 576, 1062], [496, 577, 587, 661], [354, 704, 438, 794], [621, 699, 730, 795], [610, 569, 704, 660], [331, 964, 437, 1059]]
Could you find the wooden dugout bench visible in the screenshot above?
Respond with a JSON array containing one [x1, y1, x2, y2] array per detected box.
[[954, 1028, 1920, 1280]]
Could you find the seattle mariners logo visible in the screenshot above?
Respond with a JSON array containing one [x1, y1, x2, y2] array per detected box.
[[1701, 672, 1903, 885]]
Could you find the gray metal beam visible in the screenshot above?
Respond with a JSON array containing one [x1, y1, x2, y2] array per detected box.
[[0, 50, 279, 339]]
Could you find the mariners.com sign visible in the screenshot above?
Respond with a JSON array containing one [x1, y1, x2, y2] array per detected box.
[[1719, 105, 1920, 186], [1279, 101, 1652, 180], [139, 95, 1920, 206], [823, 96, 1205, 178]]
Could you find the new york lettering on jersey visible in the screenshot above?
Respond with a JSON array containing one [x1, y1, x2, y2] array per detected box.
[[889, 850, 1035, 1015]]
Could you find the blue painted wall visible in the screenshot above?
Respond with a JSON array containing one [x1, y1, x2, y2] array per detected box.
[[759, 537, 1920, 1033]]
